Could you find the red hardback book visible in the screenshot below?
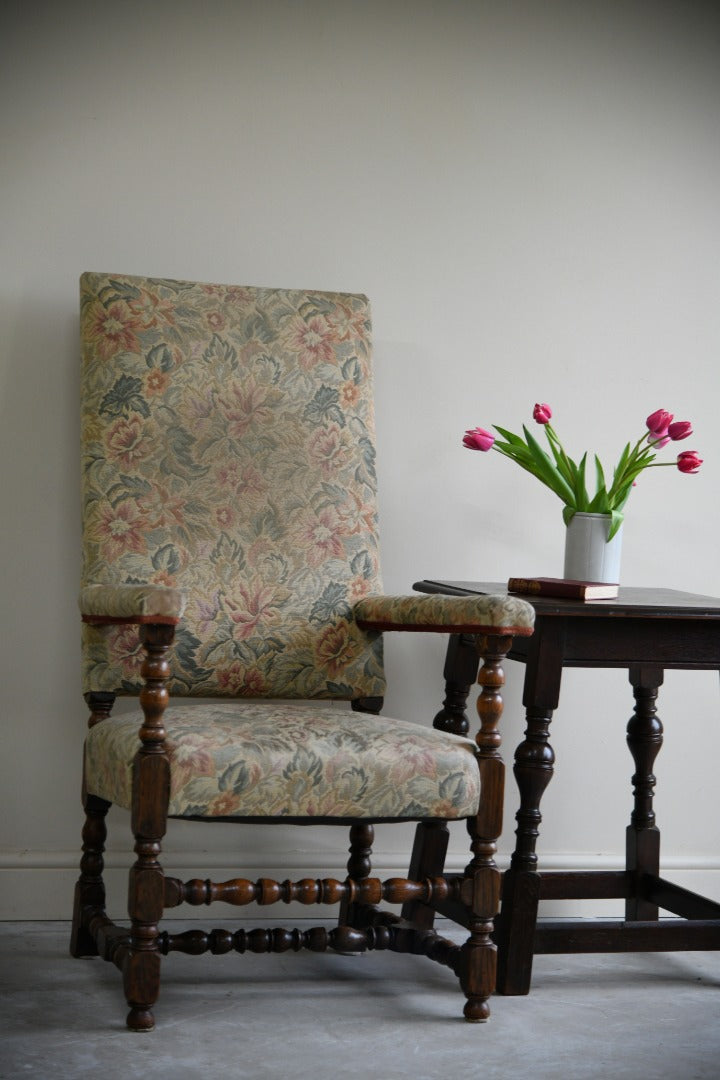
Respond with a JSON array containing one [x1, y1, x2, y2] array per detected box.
[[507, 577, 619, 600]]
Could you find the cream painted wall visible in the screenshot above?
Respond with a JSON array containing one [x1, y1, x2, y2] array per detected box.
[[1, 0, 719, 919]]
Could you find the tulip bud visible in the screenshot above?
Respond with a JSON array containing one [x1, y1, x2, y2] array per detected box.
[[676, 450, 703, 474], [646, 408, 673, 437], [668, 420, 692, 441], [533, 403, 552, 425], [463, 427, 495, 452]]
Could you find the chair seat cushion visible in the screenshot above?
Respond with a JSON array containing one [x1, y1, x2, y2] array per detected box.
[[84, 703, 481, 820]]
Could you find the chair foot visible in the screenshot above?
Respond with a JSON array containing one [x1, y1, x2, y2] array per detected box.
[[70, 925, 98, 959], [123, 935, 162, 1032], [463, 997, 491, 1023], [126, 1008, 155, 1032], [70, 885, 97, 957]]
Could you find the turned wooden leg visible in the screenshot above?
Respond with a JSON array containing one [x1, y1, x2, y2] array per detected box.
[[496, 625, 563, 996], [402, 634, 478, 930], [346, 822, 374, 881], [459, 635, 508, 1022], [339, 697, 383, 932], [71, 692, 116, 958], [432, 633, 481, 737], [626, 665, 664, 921], [459, 829, 502, 1022], [338, 823, 375, 931], [123, 624, 174, 1032], [70, 793, 112, 957], [124, 837, 165, 1032], [401, 821, 450, 929], [495, 706, 555, 995]]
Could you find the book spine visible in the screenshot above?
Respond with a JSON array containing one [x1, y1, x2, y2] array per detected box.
[[507, 578, 586, 598]]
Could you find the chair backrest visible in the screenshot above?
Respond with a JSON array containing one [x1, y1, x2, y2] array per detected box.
[[80, 273, 386, 700]]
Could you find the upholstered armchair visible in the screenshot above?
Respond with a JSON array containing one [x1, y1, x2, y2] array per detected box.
[[71, 272, 534, 1030]]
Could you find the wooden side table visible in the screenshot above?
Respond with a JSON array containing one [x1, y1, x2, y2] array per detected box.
[[414, 580, 720, 995]]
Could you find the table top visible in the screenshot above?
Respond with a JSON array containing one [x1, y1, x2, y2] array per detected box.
[[415, 580, 720, 619]]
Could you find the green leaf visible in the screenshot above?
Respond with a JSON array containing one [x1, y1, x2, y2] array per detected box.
[[575, 452, 589, 508], [491, 437, 536, 474], [494, 440, 533, 466], [493, 425, 527, 448], [588, 490, 610, 513], [545, 433, 577, 489], [611, 442, 631, 486], [608, 510, 624, 541], [610, 480, 635, 513], [521, 426, 576, 504]]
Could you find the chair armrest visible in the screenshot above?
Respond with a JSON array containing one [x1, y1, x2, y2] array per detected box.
[[353, 593, 534, 635], [79, 584, 186, 624]]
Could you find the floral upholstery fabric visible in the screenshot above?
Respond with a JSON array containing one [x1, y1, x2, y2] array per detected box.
[[80, 273, 385, 699], [355, 593, 535, 633], [84, 704, 481, 820], [80, 583, 186, 621]]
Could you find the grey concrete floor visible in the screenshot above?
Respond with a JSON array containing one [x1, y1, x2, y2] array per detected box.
[[1, 922, 719, 1080]]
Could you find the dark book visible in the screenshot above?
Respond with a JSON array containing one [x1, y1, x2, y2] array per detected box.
[[507, 577, 619, 600]]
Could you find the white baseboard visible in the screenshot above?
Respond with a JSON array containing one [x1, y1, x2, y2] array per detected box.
[[1, 850, 719, 921]]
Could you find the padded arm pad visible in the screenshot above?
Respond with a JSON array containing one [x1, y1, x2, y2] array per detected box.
[[79, 583, 187, 624], [353, 593, 534, 634]]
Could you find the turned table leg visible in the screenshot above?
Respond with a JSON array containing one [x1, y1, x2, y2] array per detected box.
[[495, 622, 563, 996], [402, 634, 479, 927], [626, 665, 664, 921], [432, 632, 480, 737]]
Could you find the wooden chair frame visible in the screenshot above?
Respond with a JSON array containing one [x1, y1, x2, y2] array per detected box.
[[71, 623, 520, 1029]]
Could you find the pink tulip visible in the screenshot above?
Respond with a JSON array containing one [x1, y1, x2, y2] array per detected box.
[[648, 435, 670, 449], [463, 427, 495, 452], [677, 450, 703, 474], [646, 408, 673, 437], [668, 420, 692, 441], [533, 402, 552, 425]]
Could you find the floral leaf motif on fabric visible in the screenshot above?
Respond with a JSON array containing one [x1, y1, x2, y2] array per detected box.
[[100, 375, 150, 418], [309, 582, 350, 624], [303, 386, 345, 427], [145, 344, 174, 371]]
